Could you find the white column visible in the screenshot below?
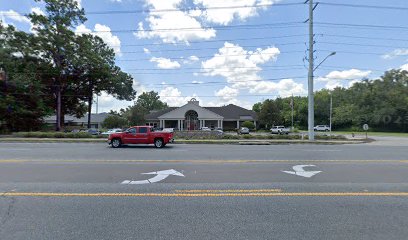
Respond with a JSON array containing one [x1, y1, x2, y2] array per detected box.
[[181, 120, 183, 131], [163, 120, 165, 128], [221, 120, 223, 129], [203, 120, 206, 128], [237, 120, 239, 128]]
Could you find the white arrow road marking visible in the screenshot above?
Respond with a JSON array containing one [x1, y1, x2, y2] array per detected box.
[[121, 169, 185, 184], [282, 165, 321, 178]]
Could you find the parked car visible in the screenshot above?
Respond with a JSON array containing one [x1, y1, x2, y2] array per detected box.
[[162, 128, 174, 132], [101, 128, 122, 135], [108, 126, 174, 148], [314, 125, 331, 131], [214, 128, 224, 135], [80, 128, 101, 135], [270, 126, 290, 135], [238, 127, 250, 134], [200, 127, 211, 131]]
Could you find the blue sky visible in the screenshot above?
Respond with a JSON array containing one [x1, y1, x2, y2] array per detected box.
[[1, 0, 408, 112]]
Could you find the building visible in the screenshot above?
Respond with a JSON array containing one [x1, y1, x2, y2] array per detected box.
[[43, 113, 110, 129], [145, 98, 257, 130]]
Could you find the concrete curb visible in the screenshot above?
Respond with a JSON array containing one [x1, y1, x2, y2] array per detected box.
[[0, 138, 367, 145]]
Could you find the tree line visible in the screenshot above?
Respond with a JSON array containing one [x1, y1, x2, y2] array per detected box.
[[253, 70, 408, 132], [0, 0, 135, 132]]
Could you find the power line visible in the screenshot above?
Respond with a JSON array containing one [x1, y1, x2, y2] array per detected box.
[[121, 42, 305, 54], [120, 34, 309, 47], [319, 2, 408, 11], [78, 22, 305, 34], [315, 22, 408, 31], [1, 2, 304, 17], [116, 50, 304, 62], [318, 33, 408, 43]]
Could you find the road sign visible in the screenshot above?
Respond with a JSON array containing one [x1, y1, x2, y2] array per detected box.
[[121, 169, 185, 184], [282, 165, 321, 178], [363, 124, 369, 131]]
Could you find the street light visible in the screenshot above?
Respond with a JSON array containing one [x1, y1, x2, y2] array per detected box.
[[308, 51, 336, 141]]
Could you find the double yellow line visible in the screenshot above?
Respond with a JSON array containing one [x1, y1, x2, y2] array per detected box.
[[1, 159, 407, 164], [2, 191, 408, 197]]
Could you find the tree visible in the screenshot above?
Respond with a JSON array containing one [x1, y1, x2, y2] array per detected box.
[[252, 102, 262, 113], [0, 24, 53, 132], [137, 91, 168, 112], [28, 0, 87, 131], [73, 34, 136, 128], [258, 99, 283, 128], [242, 121, 255, 129], [102, 115, 128, 129]]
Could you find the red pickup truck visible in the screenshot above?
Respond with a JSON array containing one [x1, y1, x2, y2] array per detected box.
[[108, 126, 174, 148]]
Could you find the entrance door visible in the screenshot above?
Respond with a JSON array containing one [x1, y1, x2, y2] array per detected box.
[[185, 110, 199, 131], [122, 127, 137, 144]]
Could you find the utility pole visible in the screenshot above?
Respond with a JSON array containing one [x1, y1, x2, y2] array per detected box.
[[329, 94, 332, 133], [307, 0, 315, 141], [291, 94, 294, 131]]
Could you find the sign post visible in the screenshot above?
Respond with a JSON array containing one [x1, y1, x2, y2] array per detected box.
[[363, 124, 369, 139]]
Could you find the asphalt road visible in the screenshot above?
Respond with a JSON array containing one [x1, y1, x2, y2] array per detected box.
[[1, 141, 408, 240]]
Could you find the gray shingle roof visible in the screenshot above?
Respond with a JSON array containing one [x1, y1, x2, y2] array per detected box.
[[145, 108, 177, 120], [145, 104, 257, 120]]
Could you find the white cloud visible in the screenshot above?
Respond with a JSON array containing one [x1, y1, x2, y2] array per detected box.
[[250, 78, 306, 97], [143, 48, 151, 54], [192, 80, 204, 84], [135, 0, 216, 44], [214, 86, 239, 100], [201, 42, 297, 95], [0, 10, 30, 26], [382, 49, 408, 60], [159, 86, 200, 106], [318, 69, 372, 89], [194, 0, 278, 26], [150, 57, 181, 69], [75, 24, 122, 56], [189, 55, 199, 62], [401, 63, 408, 71], [30, 7, 45, 16]]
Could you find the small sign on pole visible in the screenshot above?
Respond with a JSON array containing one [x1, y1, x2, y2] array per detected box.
[[363, 124, 369, 139]]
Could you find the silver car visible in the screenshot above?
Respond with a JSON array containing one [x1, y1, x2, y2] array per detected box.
[[239, 127, 250, 134]]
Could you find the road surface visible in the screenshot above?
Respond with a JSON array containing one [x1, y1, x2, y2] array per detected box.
[[0, 141, 408, 240]]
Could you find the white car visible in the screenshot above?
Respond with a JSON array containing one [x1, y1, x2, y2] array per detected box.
[[270, 126, 290, 134], [200, 127, 211, 131], [101, 128, 122, 135], [314, 125, 331, 131]]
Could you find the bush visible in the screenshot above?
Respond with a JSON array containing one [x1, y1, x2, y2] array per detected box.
[[242, 121, 255, 129], [12, 131, 106, 138]]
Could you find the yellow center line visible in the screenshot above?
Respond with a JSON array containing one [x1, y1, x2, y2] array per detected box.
[[2, 192, 408, 197], [175, 189, 282, 193], [0, 159, 407, 164]]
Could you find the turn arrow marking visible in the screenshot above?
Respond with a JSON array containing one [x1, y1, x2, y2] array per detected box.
[[282, 165, 321, 178], [121, 169, 185, 184]]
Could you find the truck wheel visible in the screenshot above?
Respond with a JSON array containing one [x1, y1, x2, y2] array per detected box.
[[154, 138, 164, 148], [111, 138, 121, 148]]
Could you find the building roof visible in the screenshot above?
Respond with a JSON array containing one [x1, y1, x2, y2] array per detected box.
[[43, 113, 111, 123], [145, 104, 257, 121], [205, 104, 257, 120], [145, 108, 177, 120]]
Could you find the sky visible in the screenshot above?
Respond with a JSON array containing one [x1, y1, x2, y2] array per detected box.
[[1, 0, 408, 112]]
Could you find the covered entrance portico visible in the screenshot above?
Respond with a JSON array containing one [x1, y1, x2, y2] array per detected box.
[[158, 99, 223, 131]]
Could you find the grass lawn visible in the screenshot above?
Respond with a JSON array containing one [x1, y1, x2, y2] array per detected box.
[[332, 131, 408, 137]]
